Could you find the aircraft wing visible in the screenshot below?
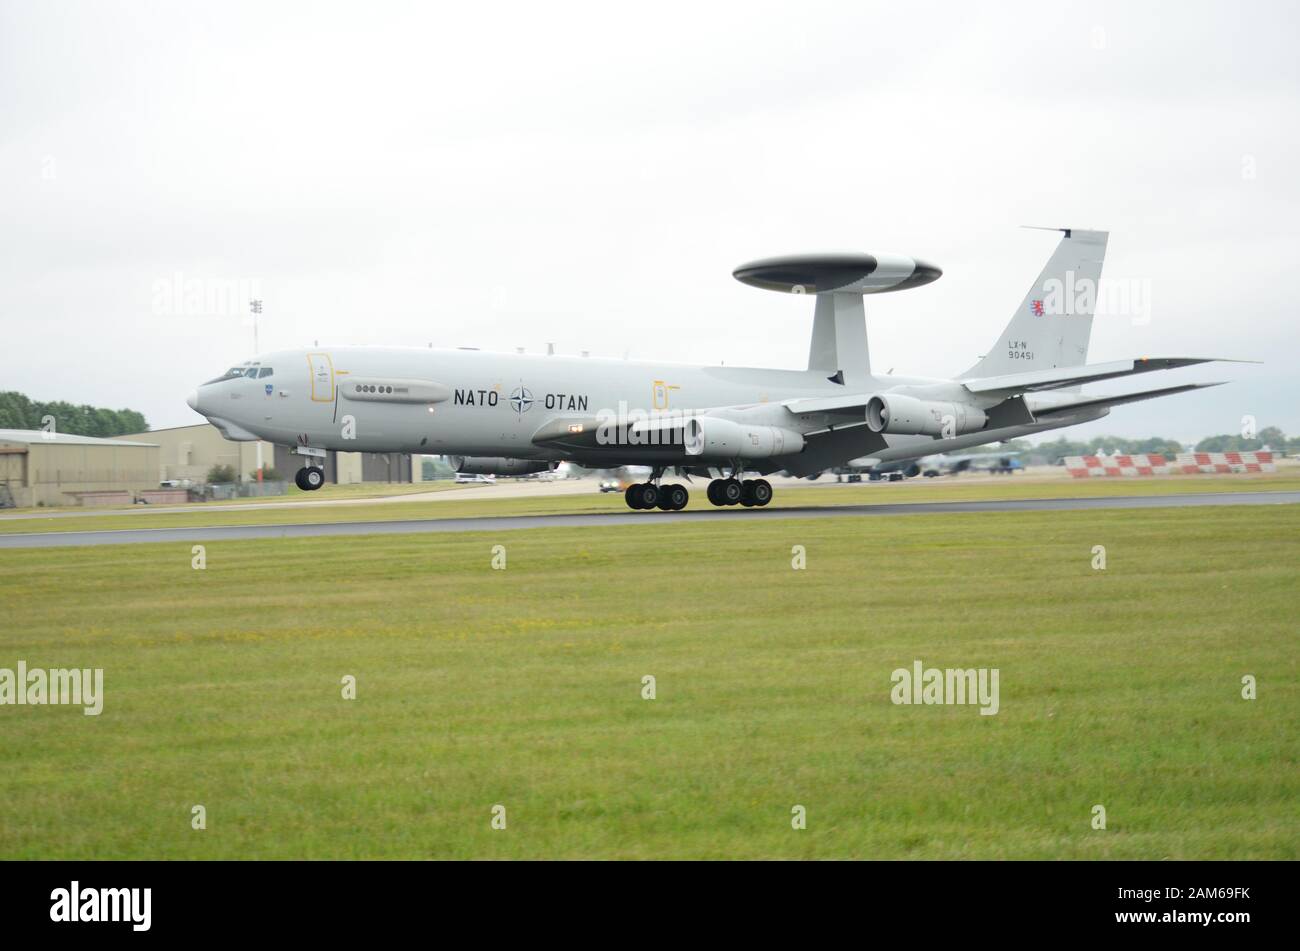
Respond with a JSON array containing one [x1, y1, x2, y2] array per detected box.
[[781, 393, 876, 415], [530, 416, 604, 449], [962, 357, 1251, 394]]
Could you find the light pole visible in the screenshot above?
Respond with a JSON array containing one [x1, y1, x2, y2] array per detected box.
[[249, 298, 263, 354], [250, 299, 265, 484]]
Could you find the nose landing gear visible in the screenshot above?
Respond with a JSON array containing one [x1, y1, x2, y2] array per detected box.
[[295, 466, 325, 491]]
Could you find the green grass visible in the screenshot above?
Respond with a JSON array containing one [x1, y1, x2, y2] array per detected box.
[[0, 502, 1295, 859], [2, 471, 1297, 535]]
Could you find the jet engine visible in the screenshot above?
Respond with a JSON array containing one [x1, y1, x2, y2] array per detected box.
[[683, 417, 805, 459], [449, 456, 554, 476], [866, 395, 987, 437]]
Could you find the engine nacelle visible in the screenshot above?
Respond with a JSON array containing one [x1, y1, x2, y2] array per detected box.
[[449, 456, 553, 476], [683, 417, 805, 459], [866, 395, 987, 437]]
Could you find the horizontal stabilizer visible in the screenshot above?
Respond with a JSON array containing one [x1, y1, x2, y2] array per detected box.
[[1027, 382, 1225, 418], [964, 357, 1252, 394]]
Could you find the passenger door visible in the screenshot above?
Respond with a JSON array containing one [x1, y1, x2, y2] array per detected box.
[[308, 352, 335, 404]]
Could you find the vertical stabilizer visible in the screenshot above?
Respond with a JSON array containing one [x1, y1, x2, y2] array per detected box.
[[961, 228, 1108, 380]]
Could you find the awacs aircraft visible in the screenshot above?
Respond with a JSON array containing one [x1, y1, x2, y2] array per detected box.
[[187, 228, 1241, 510]]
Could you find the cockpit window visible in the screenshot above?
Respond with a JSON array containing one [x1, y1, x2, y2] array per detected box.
[[204, 367, 244, 384], [258, 367, 274, 378], [203, 366, 259, 385]]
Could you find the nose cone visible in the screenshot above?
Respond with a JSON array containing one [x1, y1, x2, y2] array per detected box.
[[186, 389, 200, 412]]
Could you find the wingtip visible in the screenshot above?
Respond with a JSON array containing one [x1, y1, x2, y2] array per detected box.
[[1136, 357, 1262, 365]]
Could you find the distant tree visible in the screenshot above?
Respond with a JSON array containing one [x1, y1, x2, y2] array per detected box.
[[1197, 434, 1256, 452], [1126, 437, 1183, 459], [1031, 437, 1093, 465], [249, 467, 283, 482], [0, 391, 36, 429], [0, 391, 148, 436], [1192, 425, 1292, 452], [1030, 434, 1187, 464], [1257, 426, 1287, 447], [207, 464, 238, 484]]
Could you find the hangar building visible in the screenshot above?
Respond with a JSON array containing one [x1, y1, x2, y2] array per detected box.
[[116, 423, 414, 486], [0, 429, 160, 508]]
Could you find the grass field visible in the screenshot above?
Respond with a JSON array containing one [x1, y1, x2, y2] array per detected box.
[[1, 496, 1296, 859], [2, 470, 1298, 535]]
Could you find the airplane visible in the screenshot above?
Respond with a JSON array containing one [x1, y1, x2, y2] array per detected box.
[[830, 449, 1023, 481], [935, 451, 1023, 476], [186, 228, 1243, 511], [918, 451, 1018, 478]]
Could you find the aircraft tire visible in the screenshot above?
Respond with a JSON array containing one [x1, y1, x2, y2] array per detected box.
[[659, 484, 688, 510], [624, 485, 644, 509], [303, 467, 325, 491], [720, 479, 744, 505], [639, 483, 659, 509], [294, 467, 310, 490], [751, 479, 773, 506]]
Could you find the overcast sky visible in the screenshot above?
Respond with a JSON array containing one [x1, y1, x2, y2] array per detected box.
[[2, 0, 1296, 441]]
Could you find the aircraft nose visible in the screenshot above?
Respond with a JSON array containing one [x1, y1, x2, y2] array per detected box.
[[186, 389, 200, 412]]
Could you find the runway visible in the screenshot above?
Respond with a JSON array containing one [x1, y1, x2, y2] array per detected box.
[[1, 490, 1297, 549]]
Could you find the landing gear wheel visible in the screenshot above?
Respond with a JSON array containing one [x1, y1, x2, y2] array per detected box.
[[639, 483, 659, 509], [720, 479, 744, 506], [739, 479, 757, 507], [706, 479, 724, 506], [303, 466, 325, 491], [294, 467, 310, 490], [625, 485, 644, 509], [751, 479, 773, 507], [658, 483, 688, 511]]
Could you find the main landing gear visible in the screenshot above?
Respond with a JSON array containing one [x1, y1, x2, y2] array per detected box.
[[294, 466, 325, 491], [625, 481, 689, 511], [621, 472, 774, 510], [706, 477, 772, 508]]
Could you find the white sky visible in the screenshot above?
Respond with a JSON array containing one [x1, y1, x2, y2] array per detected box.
[[2, 0, 1296, 441]]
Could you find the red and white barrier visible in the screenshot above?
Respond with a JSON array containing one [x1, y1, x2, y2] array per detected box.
[[1174, 451, 1276, 474], [1065, 451, 1277, 477], [1064, 454, 1171, 478]]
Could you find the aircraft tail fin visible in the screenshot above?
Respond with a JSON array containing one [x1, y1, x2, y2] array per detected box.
[[961, 228, 1108, 382]]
